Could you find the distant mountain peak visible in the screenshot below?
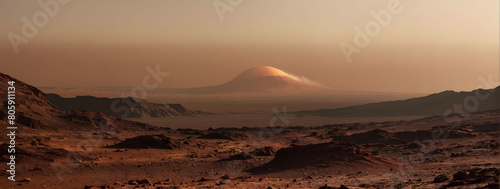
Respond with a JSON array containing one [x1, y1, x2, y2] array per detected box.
[[160, 66, 323, 94], [235, 66, 291, 79]]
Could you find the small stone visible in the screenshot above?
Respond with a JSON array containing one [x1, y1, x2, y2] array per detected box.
[[128, 180, 139, 185], [318, 184, 335, 189], [453, 170, 467, 180], [199, 177, 216, 182], [433, 174, 449, 183], [221, 174, 231, 180], [137, 179, 151, 184]]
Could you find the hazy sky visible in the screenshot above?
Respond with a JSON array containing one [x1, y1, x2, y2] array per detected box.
[[0, 0, 498, 93]]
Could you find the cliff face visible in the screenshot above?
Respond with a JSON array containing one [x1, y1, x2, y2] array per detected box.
[[46, 94, 205, 118]]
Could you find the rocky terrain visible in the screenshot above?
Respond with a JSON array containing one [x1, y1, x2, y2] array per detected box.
[[0, 72, 499, 189]]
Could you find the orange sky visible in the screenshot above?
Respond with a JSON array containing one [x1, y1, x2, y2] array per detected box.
[[0, 0, 498, 93]]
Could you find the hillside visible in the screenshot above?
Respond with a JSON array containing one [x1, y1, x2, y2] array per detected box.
[[294, 87, 500, 117], [0, 73, 160, 131]]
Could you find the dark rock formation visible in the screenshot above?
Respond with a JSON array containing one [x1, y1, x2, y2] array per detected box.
[[108, 134, 183, 149], [46, 94, 207, 118]]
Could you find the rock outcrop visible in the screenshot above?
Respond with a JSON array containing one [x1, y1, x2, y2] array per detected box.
[[107, 135, 183, 149], [250, 142, 395, 173]]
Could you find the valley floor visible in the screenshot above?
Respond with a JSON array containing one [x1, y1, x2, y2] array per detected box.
[[1, 110, 499, 189]]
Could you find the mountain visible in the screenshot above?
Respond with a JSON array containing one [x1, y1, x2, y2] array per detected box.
[[46, 94, 207, 118], [0, 72, 159, 131], [159, 66, 325, 94], [0, 73, 59, 129], [294, 87, 500, 117]]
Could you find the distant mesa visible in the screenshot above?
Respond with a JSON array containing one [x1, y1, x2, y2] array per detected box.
[[46, 94, 208, 118], [159, 66, 325, 94]]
